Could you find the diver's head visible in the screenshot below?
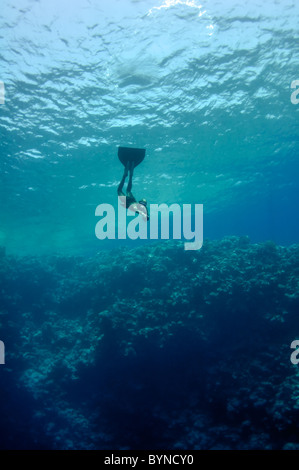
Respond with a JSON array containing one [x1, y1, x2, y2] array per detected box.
[[139, 198, 147, 207]]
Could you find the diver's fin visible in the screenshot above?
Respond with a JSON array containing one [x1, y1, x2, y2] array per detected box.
[[118, 147, 146, 169]]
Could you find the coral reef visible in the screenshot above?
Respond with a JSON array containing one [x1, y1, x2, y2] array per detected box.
[[0, 236, 298, 449]]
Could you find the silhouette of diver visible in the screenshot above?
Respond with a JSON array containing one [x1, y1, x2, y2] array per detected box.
[[117, 158, 149, 222]]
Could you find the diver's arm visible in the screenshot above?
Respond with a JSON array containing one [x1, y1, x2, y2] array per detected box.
[[127, 202, 149, 221], [138, 206, 149, 222], [143, 210, 150, 222]]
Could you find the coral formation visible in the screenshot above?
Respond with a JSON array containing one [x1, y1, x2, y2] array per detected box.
[[0, 237, 298, 449]]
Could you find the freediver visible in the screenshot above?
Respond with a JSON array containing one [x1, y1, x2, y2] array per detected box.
[[117, 147, 149, 221]]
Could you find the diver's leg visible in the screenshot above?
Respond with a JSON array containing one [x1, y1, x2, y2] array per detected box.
[[127, 161, 134, 194], [117, 172, 126, 195], [117, 162, 130, 195]]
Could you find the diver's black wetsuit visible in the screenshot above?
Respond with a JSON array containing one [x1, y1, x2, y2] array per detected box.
[[117, 161, 136, 208], [117, 161, 149, 220]]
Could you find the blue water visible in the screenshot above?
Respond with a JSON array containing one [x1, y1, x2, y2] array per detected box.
[[0, 0, 299, 451], [1, 0, 298, 255]]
